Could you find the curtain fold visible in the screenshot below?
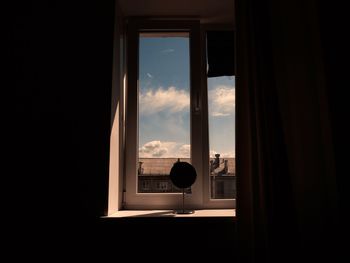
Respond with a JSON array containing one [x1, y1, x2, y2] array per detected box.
[[235, 0, 340, 262]]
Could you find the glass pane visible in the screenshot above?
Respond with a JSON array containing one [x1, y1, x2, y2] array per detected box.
[[138, 32, 191, 193], [208, 76, 236, 199]]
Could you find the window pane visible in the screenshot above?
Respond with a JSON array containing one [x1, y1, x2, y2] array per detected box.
[[208, 76, 236, 199], [138, 32, 191, 193]]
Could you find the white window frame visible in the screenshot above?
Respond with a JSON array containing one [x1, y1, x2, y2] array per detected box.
[[123, 19, 235, 210]]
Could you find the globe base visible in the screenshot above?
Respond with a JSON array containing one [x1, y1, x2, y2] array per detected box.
[[173, 209, 195, 214]]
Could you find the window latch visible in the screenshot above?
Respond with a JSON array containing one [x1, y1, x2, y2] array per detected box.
[[194, 92, 200, 114]]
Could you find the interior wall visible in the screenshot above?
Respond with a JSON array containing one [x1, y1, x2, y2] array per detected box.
[[108, 0, 125, 215], [13, 0, 116, 230]]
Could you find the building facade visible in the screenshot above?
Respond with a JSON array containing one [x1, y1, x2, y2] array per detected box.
[[138, 155, 236, 198]]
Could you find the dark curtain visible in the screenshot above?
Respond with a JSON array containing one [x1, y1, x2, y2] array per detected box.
[[235, 0, 341, 262]]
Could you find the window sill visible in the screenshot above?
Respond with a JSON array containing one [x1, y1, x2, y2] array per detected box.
[[102, 209, 235, 218]]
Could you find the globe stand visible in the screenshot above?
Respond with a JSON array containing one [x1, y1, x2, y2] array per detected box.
[[173, 188, 194, 214], [169, 160, 197, 215]]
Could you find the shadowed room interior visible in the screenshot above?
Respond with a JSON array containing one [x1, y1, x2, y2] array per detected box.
[[11, 0, 346, 261]]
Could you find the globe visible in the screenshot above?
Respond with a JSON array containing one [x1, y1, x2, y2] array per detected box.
[[169, 161, 197, 189]]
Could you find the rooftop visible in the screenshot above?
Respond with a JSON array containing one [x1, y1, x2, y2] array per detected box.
[[139, 157, 235, 176]]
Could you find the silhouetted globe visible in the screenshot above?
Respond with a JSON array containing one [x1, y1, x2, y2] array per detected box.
[[169, 161, 197, 188]]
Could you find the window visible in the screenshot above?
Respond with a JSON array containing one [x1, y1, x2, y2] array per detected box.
[[208, 76, 236, 199], [124, 20, 235, 210], [138, 32, 191, 194], [206, 30, 235, 200]]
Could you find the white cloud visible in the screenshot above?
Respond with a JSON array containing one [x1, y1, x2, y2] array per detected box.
[[146, 73, 153, 78], [209, 85, 235, 117], [139, 141, 190, 158], [220, 151, 235, 158], [139, 141, 234, 158], [178, 144, 190, 157], [139, 141, 172, 158], [139, 87, 190, 115], [209, 150, 218, 158]]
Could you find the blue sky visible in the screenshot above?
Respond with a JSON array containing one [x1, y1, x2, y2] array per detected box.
[[138, 35, 235, 158]]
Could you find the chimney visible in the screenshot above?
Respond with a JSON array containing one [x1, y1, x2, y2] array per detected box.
[[138, 161, 143, 175], [210, 160, 214, 173], [213, 153, 220, 169], [224, 160, 228, 174]]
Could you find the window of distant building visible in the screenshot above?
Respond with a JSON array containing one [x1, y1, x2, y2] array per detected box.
[[123, 19, 235, 209]]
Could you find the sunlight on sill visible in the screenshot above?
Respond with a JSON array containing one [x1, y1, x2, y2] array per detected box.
[[103, 209, 235, 218]]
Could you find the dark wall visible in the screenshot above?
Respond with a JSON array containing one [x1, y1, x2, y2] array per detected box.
[[12, 0, 115, 254]]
